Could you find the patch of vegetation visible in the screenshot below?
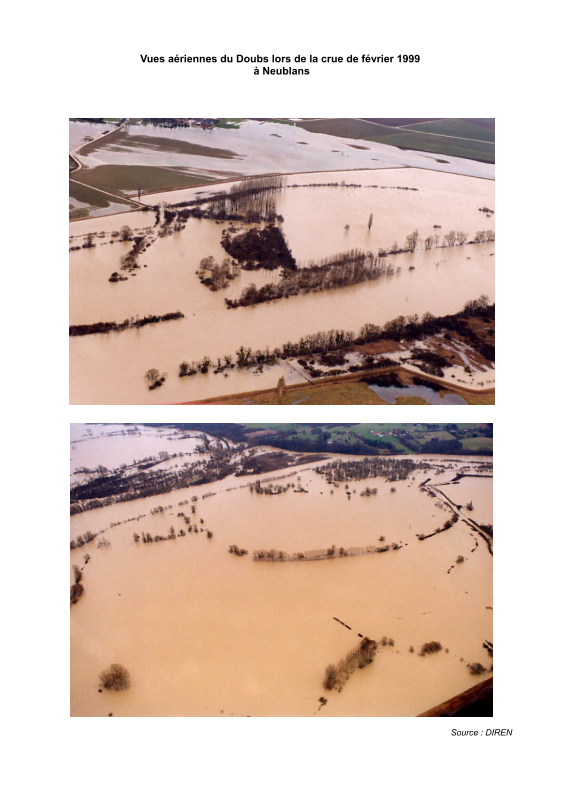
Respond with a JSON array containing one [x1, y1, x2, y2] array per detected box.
[[99, 664, 131, 691], [419, 641, 443, 656], [467, 662, 487, 675], [323, 637, 378, 692], [225, 250, 394, 308], [221, 225, 296, 270], [70, 312, 184, 337]]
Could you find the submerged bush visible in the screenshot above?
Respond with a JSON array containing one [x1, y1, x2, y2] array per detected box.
[[99, 663, 131, 691], [419, 641, 443, 656], [323, 637, 377, 692], [70, 583, 84, 605]]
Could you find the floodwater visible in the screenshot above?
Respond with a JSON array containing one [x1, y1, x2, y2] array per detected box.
[[76, 119, 495, 181], [438, 475, 493, 526], [69, 168, 495, 404], [69, 121, 113, 153], [70, 424, 212, 475], [368, 384, 468, 405], [70, 427, 492, 717]]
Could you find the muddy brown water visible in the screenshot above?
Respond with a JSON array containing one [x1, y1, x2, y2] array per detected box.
[[70, 427, 492, 716], [69, 169, 494, 404]]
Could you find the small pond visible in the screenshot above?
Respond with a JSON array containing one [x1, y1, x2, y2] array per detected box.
[[368, 383, 468, 405]]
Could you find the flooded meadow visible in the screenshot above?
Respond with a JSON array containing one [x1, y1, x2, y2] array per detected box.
[[72, 119, 495, 186], [70, 425, 493, 717]]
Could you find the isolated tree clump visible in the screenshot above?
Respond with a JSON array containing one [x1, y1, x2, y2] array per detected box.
[[323, 637, 377, 692], [467, 662, 487, 675], [419, 641, 443, 656], [70, 583, 84, 605], [99, 663, 131, 691]]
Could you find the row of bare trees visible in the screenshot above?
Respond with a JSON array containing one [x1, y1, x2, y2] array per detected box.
[[176, 297, 493, 381], [324, 638, 378, 692], [252, 542, 402, 562], [225, 250, 394, 309], [377, 228, 494, 257]]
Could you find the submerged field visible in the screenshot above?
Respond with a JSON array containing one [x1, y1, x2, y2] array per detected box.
[[69, 118, 494, 210], [70, 424, 493, 717], [69, 167, 495, 404]]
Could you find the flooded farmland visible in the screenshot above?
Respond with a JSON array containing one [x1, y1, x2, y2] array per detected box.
[[69, 168, 495, 404], [70, 424, 493, 717], [73, 119, 495, 184]]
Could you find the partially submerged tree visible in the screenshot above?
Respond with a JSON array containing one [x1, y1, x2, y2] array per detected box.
[[419, 641, 443, 656], [70, 583, 84, 605], [99, 663, 131, 691]]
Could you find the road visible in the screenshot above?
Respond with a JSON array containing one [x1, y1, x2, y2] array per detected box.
[[70, 119, 148, 210]]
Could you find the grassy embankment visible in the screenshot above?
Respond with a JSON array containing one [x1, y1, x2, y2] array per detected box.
[[191, 378, 494, 406]]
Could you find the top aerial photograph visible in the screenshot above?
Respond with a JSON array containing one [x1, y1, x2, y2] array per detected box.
[[69, 118, 495, 405]]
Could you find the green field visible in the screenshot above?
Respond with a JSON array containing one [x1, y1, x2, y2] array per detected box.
[[215, 118, 248, 129], [296, 118, 495, 163], [69, 179, 136, 218], [240, 423, 492, 456], [460, 437, 495, 451], [71, 165, 213, 196], [401, 118, 496, 142]]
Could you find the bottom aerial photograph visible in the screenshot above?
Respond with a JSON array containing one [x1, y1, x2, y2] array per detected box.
[[70, 423, 493, 717]]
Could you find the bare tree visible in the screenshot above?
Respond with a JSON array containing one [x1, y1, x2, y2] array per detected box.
[[368, 213, 373, 231], [405, 230, 419, 252], [99, 664, 131, 691]]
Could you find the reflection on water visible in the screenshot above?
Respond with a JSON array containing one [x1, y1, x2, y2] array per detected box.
[[368, 384, 468, 405]]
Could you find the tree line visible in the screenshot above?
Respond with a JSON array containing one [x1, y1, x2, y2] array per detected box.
[[176, 298, 494, 381], [70, 312, 184, 337], [225, 249, 394, 308], [252, 542, 402, 562]]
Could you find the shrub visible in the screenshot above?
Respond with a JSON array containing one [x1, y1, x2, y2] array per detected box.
[[420, 641, 443, 656], [323, 664, 338, 691], [70, 583, 84, 605], [323, 638, 377, 692], [99, 663, 131, 691]]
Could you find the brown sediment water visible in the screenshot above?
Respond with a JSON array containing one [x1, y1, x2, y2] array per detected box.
[[70, 426, 492, 717], [69, 168, 494, 404], [436, 476, 493, 526]]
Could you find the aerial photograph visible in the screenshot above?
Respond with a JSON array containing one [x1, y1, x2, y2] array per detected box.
[[70, 423, 493, 717], [69, 118, 495, 405]]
